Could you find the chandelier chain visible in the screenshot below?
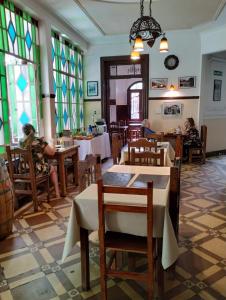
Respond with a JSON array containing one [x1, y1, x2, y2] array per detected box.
[[149, 0, 152, 16], [140, 0, 144, 17]]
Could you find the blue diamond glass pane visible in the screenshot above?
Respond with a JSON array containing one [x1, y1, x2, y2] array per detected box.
[[17, 74, 28, 92], [80, 109, 83, 122], [8, 21, 16, 44], [19, 111, 30, 125], [0, 117, 3, 130], [70, 55, 75, 70], [55, 113, 58, 125], [78, 59, 82, 75], [79, 84, 83, 98], [71, 82, 75, 97], [61, 48, 66, 67], [52, 44, 55, 62], [63, 109, 68, 125], [62, 80, 67, 97], [25, 31, 32, 50], [53, 77, 57, 94]]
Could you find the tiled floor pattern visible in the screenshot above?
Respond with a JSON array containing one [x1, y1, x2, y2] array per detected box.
[[0, 156, 226, 299]]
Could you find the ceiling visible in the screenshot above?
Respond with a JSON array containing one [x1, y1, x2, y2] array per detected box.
[[34, 0, 226, 43]]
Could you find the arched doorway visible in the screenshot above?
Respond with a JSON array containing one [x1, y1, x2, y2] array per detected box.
[[127, 81, 143, 122]]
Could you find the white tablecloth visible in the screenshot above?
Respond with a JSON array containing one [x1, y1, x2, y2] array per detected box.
[[120, 141, 175, 166], [74, 132, 111, 160], [62, 165, 179, 269]]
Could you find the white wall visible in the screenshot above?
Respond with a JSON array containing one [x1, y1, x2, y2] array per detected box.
[[200, 55, 226, 152], [84, 30, 201, 99], [149, 99, 199, 133], [84, 30, 202, 137]]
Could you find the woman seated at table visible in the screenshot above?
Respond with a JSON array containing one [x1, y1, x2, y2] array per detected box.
[[141, 119, 156, 137], [183, 117, 201, 161], [20, 123, 60, 198]]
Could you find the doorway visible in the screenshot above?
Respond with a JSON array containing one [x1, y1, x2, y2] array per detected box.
[[127, 81, 143, 121], [101, 55, 149, 126]]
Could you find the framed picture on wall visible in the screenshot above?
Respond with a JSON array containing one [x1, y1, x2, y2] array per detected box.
[[213, 79, 222, 101], [162, 102, 182, 117], [151, 78, 168, 89], [87, 81, 98, 96], [179, 76, 196, 88]]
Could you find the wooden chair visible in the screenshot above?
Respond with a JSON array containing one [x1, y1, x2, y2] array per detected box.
[[127, 126, 142, 142], [6, 145, 50, 212], [78, 154, 101, 192], [98, 179, 154, 300], [146, 132, 164, 142], [109, 122, 119, 138], [111, 133, 123, 164], [127, 138, 157, 164], [86, 154, 102, 184], [131, 148, 164, 166], [188, 125, 207, 164]]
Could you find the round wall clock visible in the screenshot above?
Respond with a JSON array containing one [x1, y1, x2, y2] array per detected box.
[[164, 55, 179, 70]]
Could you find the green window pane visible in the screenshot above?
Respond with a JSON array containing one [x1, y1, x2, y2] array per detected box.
[[0, 1, 41, 147]]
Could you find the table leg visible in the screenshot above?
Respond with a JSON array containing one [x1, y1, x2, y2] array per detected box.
[[80, 227, 90, 291], [59, 155, 67, 197], [72, 149, 79, 185], [156, 238, 164, 299]]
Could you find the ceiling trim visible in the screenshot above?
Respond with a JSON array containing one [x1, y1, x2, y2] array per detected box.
[[213, 0, 226, 20], [92, 0, 157, 3], [74, 0, 106, 35]]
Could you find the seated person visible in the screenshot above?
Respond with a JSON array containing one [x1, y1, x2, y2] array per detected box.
[[141, 119, 155, 137], [20, 123, 60, 198], [183, 118, 201, 161]]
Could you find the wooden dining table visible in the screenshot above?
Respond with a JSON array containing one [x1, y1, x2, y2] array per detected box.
[[62, 164, 180, 291], [49, 145, 79, 196]]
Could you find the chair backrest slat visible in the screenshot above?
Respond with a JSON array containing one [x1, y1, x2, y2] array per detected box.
[[128, 138, 157, 163], [130, 148, 164, 166]]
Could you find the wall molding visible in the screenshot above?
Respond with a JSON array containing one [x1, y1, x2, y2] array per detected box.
[[206, 149, 226, 157], [149, 96, 199, 100], [84, 98, 101, 102]]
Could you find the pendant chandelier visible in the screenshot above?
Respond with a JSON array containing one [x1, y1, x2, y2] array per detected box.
[[130, 0, 168, 59]]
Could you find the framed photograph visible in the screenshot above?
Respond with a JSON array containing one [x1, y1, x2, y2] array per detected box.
[[179, 76, 196, 88], [87, 81, 98, 96], [151, 78, 168, 89], [162, 102, 182, 117], [213, 79, 222, 101]]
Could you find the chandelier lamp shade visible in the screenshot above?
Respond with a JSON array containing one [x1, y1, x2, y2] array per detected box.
[[129, 0, 168, 54], [130, 47, 141, 60]]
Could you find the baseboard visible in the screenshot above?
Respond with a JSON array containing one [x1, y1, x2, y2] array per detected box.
[[206, 149, 226, 157]]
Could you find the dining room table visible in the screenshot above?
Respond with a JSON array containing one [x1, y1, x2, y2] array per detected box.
[[49, 145, 79, 197], [120, 141, 175, 166], [62, 163, 180, 291], [74, 132, 111, 160]]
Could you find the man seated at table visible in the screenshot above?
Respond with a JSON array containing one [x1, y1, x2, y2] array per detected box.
[[20, 123, 60, 198], [141, 119, 156, 137]]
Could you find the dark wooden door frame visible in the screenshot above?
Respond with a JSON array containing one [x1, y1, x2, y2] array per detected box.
[[100, 54, 149, 126]]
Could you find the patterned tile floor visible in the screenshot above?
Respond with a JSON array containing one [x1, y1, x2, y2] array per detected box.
[[0, 156, 226, 300]]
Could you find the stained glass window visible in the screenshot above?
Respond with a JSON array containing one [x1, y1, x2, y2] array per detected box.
[[6, 59, 38, 143], [52, 31, 84, 134], [0, 0, 40, 152]]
